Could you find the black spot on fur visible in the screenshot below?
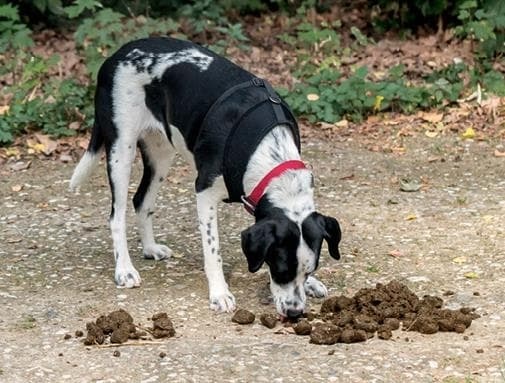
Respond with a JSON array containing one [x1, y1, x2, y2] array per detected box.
[[133, 140, 154, 211]]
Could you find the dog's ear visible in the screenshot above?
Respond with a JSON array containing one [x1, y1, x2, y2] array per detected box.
[[302, 212, 341, 260], [241, 220, 276, 273], [321, 215, 341, 260]]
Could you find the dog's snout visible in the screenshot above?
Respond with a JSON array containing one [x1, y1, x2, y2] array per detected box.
[[286, 308, 303, 319]]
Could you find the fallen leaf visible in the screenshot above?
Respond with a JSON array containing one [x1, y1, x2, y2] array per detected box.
[[464, 271, 479, 279], [9, 161, 31, 171], [373, 95, 384, 112], [420, 112, 444, 123], [389, 249, 403, 258], [461, 127, 475, 139], [494, 149, 505, 158], [11, 184, 23, 192], [68, 121, 81, 130], [0, 105, 10, 115], [59, 153, 73, 163], [406, 214, 417, 221], [307, 93, 319, 101], [334, 119, 349, 128], [452, 256, 467, 264], [34, 133, 58, 155], [425, 130, 439, 138], [5, 147, 20, 157], [27, 140, 46, 154], [339, 174, 354, 180], [400, 178, 421, 192]]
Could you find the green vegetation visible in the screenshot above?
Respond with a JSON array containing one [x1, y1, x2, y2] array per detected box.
[[0, 0, 503, 144]]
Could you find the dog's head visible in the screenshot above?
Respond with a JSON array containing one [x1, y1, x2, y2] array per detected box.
[[241, 209, 341, 319]]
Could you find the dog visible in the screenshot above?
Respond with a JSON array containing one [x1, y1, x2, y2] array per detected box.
[[70, 37, 341, 320]]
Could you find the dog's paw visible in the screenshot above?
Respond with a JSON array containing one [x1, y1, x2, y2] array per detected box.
[[304, 276, 328, 298], [143, 244, 172, 260], [209, 291, 236, 313], [115, 267, 142, 288]]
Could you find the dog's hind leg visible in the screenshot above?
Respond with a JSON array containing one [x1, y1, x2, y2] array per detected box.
[[133, 131, 175, 260], [107, 134, 140, 288]]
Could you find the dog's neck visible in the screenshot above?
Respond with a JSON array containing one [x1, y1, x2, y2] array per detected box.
[[243, 125, 315, 223]]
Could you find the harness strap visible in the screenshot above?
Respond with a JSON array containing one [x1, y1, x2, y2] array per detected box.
[[199, 77, 301, 205]]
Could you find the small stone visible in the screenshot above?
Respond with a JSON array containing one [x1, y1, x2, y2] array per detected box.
[[232, 309, 255, 325], [113, 350, 121, 357], [63, 334, 72, 340], [75, 330, 84, 337], [476, 349, 484, 353], [159, 352, 167, 358]]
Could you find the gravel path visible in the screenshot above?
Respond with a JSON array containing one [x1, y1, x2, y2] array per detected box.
[[1, 135, 504, 382]]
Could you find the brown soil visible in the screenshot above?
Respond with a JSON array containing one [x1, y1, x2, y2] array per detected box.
[[232, 309, 256, 324], [82, 309, 175, 345], [259, 313, 278, 329], [151, 312, 176, 338], [305, 280, 479, 345]]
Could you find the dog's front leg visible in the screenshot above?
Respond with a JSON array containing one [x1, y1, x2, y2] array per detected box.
[[196, 180, 236, 312]]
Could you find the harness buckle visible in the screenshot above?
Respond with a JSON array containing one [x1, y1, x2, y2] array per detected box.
[[241, 195, 256, 215], [252, 78, 264, 87]]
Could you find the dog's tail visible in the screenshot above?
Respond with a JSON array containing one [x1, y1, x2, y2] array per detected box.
[[69, 121, 104, 191]]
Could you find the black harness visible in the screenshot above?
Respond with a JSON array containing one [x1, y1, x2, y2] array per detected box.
[[200, 78, 300, 203]]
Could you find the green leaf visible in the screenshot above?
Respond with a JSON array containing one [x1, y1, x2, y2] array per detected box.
[[64, 0, 102, 18], [0, 4, 20, 21]]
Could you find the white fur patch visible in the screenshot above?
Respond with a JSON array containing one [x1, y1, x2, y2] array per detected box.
[[126, 48, 213, 78]]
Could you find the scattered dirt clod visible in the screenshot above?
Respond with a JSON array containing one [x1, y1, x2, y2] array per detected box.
[[151, 312, 176, 338], [81, 309, 175, 346], [310, 323, 341, 345], [313, 280, 479, 344], [260, 313, 278, 329], [293, 320, 312, 335], [232, 309, 256, 325]]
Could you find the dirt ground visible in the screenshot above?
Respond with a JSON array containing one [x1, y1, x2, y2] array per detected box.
[[1, 132, 504, 382]]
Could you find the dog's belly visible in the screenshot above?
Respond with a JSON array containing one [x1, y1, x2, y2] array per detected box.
[[168, 124, 196, 171]]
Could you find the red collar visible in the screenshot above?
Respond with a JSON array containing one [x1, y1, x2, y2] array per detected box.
[[241, 160, 307, 215]]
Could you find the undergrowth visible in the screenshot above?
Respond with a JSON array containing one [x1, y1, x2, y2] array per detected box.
[[0, 0, 503, 144]]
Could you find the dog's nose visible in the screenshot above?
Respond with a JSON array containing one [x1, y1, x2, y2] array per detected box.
[[286, 308, 303, 320]]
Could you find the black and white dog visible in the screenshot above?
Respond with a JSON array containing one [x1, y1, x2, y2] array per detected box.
[[70, 37, 341, 319]]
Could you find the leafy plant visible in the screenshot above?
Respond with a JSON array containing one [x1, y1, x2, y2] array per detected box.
[[455, 0, 505, 58], [0, 55, 93, 144], [0, 4, 33, 52], [280, 64, 466, 123]]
